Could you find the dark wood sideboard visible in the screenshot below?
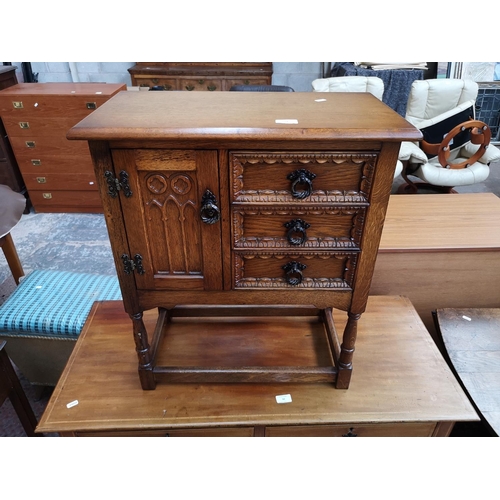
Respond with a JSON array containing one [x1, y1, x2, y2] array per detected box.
[[128, 62, 273, 91]]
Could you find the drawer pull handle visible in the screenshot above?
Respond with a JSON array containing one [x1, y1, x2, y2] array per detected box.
[[25, 141, 36, 148], [284, 219, 310, 246], [207, 85, 216, 91], [287, 168, 316, 199], [342, 428, 358, 437], [42, 193, 52, 199], [31, 159, 41, 166], [185, 85, 195, 91], [19, 122, 30, 129], [86, 102, 97, 110], [200, 189, 220, 224], [282, 261, 306, 286], [36, 177, 46, 184]]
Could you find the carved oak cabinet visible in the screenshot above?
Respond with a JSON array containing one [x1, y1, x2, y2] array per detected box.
[[68, 91, 421, 390]]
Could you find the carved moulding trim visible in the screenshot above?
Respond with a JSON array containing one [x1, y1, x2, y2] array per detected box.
[[232, 206, 366, 249], [233, 251, 357, 289]]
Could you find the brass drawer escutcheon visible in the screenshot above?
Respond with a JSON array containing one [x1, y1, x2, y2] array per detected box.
[[19, 122, 30, 129], [36, 177, 47, 184], [25, 141, 36, 148], [12, 101, 23, 109], [31, 159, 42, 166], [42, 193, 52, 199]]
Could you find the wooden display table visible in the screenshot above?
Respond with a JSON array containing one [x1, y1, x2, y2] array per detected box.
[[36, 296, 477, 437], [373, 193, 500, 339]]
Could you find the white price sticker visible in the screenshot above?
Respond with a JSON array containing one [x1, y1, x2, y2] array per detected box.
[[66, 400, 79, 409], [275, 394, 292, 404], [275, 119, 298, 124]]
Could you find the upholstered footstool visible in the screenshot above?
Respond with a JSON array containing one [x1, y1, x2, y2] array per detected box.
[[0, 269, 121, 386]]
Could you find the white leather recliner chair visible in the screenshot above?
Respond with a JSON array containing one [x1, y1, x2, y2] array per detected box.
[[397, 78, 500, 193], [311, 76, 403, 177]]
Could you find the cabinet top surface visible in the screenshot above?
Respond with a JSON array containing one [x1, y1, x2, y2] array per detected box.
[[0, 83, 126, 97], [66, 91, 422, 143]]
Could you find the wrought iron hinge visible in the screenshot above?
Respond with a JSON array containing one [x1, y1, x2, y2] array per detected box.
[[105, 170, 132, 198], [122, 254, 145, 275]]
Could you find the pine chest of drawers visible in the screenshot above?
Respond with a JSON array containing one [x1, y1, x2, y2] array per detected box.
[[0, 83, 126, 213], [67, 91, 421, 390]]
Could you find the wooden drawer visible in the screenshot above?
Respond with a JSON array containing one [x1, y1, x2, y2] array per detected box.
[[75, 427, 254, 437], [9, 135, 89, 157], [223, 78, 272, 90], [1, 116, 84, 138], [136, 77, 177, 90], [14, 153, 94, 173], [179, 78, 222, 92], [29, 189, 103, 213], [232, 205, 365, 250], [233, 251, 357, 289], [266, 422, 437, 437], [230, 151, 377, 204], [0, 95, 114, 119], [23, 172, 98, 191]]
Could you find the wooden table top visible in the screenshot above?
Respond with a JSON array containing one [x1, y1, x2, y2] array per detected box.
[[380, 193, 500, 252], [435, 308, 500, 436], [37, 296, 477, 434], [66, 91, 421, 143]]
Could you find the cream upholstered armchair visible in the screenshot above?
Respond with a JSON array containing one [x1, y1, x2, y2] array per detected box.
[[397, 78, 500, 193], [311, 76, 403, 177], [311, 76, 384, 100]]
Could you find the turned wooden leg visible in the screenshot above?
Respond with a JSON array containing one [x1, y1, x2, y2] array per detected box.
[[0, 233, 24, 285], [336, 312, 361, 389], [131, 312, 155, 390]]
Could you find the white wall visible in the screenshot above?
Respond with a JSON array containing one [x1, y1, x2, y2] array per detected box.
[[10, 62, 323, 92]]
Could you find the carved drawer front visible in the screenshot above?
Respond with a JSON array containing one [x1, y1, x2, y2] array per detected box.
[[266, 422, 437, 437], [232, 206, 366, 250], [230, 151, 377, 204], [136, 78, 178, 90], [234, 251, 357, 289]]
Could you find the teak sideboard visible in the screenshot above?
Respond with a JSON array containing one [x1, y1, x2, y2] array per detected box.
[[67, 91, 421, 390], [0, 83, 126, 213]]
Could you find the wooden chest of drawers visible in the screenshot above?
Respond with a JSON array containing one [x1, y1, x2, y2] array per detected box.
[[0, 83, 126, 213], [67, 91, 421, 390], [128, 62, 272, 91]]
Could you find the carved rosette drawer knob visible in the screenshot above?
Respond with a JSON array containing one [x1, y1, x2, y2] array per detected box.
[[282, 261, 306, 286], [207, 85, 217, 91], [200, 189, 220, 224], [287, 168, 316, 199], [185, 85, 195, 91], [284, 219, 310, 246]]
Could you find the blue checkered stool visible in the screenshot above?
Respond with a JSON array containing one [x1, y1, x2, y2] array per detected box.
[[0, 269, 122, 386]]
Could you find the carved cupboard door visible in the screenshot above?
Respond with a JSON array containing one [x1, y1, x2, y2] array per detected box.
[[111, 149, 223, 291]]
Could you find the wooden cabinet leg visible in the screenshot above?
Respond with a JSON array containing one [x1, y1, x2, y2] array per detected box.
[[131, 312, 155, 390], [336, 312, 361, 389]]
